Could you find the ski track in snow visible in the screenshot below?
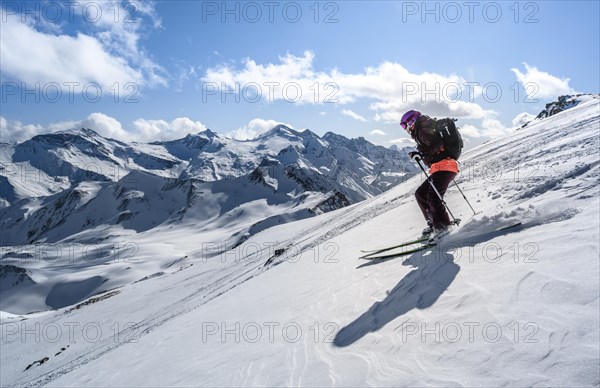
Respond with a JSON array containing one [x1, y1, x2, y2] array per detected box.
[[1, 97, 599, 386]]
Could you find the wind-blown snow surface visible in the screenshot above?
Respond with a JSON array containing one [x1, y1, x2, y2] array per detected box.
[[1, 97, 599, 386]]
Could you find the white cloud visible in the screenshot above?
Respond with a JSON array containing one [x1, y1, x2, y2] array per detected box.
[[0, 114, 208, 143], [81, 113, 130, 140], [511, 63, 576, 99], [481, 118, 515, 138], [172, 62, 199, 92], [202, 51, 493, 123], [342, 109, 367, 122], [444, 118, 514, 141], [512, 111, 536, 127], [0, 3, 166, 94], [0, 15, 141, 88], [456, 113, 534, 140], [369, 129, 386, 136], [229, 119, 293, 140], [389, 137, 416, 146], [458, 124, 482, 138], [371, 99, 491, 123], [0, 116, 46, 143], [132, 117, 207, 142]]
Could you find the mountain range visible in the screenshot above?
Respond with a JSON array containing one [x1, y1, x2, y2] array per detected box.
[[0, 125, 414, 247]]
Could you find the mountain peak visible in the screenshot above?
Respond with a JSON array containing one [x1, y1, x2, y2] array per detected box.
[[51, 127, 95, 136], [255, 124, 299, 140], [28, 127, 105, 147], [322, 131, 341, 139], [157, 130, 218, 150], [272, 124, 293, 132], [202, 128, 218, 138], [536, 94, 598, 119], [522, 93, 600, 128], [299, 128, 319, 138], [70, 127, 101, 137]]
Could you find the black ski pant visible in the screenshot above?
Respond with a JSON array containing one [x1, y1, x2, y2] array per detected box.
[[415, 171, 457, 230]]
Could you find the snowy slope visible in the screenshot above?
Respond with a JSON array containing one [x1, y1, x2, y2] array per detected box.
[[1, 97, 599, 386], [522, 93, 599, 127], [0, 165, 339, 313]]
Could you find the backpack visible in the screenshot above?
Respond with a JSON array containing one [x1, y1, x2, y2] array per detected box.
[[434, 118, 463, 161]]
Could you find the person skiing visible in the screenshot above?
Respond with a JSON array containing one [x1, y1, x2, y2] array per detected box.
[[400, 110, 461, 241]]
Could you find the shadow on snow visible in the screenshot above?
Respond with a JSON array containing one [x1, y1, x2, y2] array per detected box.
[[333, 224, 525, 347], [334, 249, 458, 347]]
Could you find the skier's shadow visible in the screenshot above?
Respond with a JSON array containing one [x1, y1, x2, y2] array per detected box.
[[333, 249, 459, 347], [333, 224, 525, 347]]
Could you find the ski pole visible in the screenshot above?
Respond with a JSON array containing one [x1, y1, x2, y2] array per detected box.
[[414, 156, 459, 224], [452, 178, 477, 215]]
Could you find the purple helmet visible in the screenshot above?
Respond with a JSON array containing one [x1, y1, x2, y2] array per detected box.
[[400, 110, 421, 132]]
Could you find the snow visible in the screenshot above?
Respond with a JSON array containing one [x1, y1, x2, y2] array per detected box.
[[1, 97, 599, 386]]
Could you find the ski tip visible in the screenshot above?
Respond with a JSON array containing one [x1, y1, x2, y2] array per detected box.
[[360, 237, 430, 254], [497, 222, 522, 231], [358, 243, 437, 261]]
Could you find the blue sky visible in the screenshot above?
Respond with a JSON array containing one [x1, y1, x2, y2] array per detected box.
[[1, 0, 599, 147]]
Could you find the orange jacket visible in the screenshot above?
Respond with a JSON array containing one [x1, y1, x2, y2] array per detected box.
[[429, 158, 459, 174]]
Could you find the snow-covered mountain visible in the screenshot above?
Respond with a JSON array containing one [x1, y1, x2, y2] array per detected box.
[[1, 96, 598, 386], [0, 125, 412, 206], [0, 128, 184, 207], [323, 132, 415, 191], [1, 125, 414, 246], [521, 93, 599, 128]]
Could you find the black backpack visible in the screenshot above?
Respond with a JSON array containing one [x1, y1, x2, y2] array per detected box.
[[434, 118, 463, 161]]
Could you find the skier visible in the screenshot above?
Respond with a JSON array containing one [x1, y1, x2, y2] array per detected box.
[[400, 110, 461, 241]]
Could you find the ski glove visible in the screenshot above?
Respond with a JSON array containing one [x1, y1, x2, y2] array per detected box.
[[408, 151, 422, 160]]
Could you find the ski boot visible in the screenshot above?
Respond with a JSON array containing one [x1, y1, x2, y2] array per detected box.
[[421, 221, 434, 238], [428, 226, 450, 244]]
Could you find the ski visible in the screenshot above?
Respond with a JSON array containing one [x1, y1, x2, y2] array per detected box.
[[497, 222, 522, 231], [360, 236, 429, 255], [361, 219, 462, 255], [359, 222, 523, 261], [359, 243, 437, 260]]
